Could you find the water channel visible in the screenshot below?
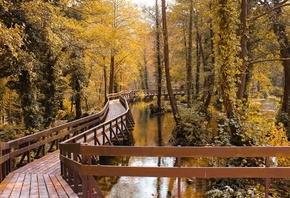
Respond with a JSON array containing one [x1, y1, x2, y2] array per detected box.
[[103, 98, 277, 197], [104, 102, 205, 198]]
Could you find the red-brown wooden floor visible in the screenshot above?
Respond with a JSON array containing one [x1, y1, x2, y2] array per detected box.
[[0, 151, 78, 198]]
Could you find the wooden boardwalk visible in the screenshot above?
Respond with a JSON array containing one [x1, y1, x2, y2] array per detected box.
[[0, 99, 127, 198], [106, 99, 126, 121]]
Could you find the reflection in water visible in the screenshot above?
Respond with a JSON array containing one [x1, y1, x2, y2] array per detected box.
[[105, 102, 200, 198], [104, 99, 278, 197]]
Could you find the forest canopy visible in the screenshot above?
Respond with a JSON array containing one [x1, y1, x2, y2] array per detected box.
[[0, 0, 289, 146]]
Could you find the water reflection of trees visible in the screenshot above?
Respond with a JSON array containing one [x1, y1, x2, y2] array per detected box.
[[96, 156, 131, 194]]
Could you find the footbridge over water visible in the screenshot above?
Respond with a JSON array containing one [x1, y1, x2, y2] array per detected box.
[[0, 90, 290, 198]]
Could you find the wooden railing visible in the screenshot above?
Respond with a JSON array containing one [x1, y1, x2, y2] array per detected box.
[[60, 93, 135, 197], [61, 95, 134, 145], [59, 145, 290, 198], [0, 91, 136, 182], [142, 88, 185, 96]]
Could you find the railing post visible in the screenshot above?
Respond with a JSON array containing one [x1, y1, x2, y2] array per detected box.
[[94, 128, 97, 146], [265, 157, 270, 198], [102, 125, 105, 145], [42, 136, 46, 157], [0, 142, 2, 182], [177, 145, 181, 198], [110, 122, 113, 139], [88, 154, 93, 198]]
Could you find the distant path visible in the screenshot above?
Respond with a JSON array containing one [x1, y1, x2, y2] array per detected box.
[[106, 99, 126, 121]]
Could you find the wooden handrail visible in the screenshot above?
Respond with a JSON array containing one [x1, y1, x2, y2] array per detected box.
[[66, 145, 290, 157], [60, 144, 290, 198], [61, 93, 135, 145]]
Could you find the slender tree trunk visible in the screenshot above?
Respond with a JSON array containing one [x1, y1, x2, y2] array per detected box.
[[156, 0, 162, 111], [195, 31, 201, 98], [186, 0, 194, 108], [109, 55, 115, 94], [203, 21, 215, 109], [139, 64, 145, 89], [74, 78, 82, 119], [144, 55, 149, 90], [103, 57, 108, 102], [19, 70, 40, 131], [8, 90, 12, 124], [42, 51, 60, 128], [161, 0, 180, 124], [237, 0, 249, 100]]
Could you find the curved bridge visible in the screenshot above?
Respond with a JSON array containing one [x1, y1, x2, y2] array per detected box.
[[0, 92, 136, 197]]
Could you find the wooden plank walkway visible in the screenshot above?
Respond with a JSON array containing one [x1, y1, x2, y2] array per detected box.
[[0, 151, 78, 198], [0, 99, 127, 198], [106, 99, 126, 121]]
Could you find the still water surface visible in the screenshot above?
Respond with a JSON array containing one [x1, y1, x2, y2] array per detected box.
[[104, 98, 277, 197], [105, 102, 201, 198]]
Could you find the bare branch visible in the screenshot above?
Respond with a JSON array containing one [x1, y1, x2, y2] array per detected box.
[[249, 1, 290, 22], [249, 58, 290, 65]]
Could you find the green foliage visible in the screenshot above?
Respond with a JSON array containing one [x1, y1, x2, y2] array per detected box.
[[213, 116, 232, 146], [206, 185, 265, 198], [0, 125, 25, 142], [178, 95, 187, 104], [170, 102, 212, 146], [208, 97, 289, 196]]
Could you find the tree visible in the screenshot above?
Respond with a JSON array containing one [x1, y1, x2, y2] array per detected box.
[[213, 0, 243, 145], [237, 0, 249, 100], [23, 1, 67, 128], [107, 0, 140, 93], [0, 0, 43, 131], [186, 0, 194, 107], [269, 0, 290, 138], [162, 0, 180, 124], [155, 0, 163, 112]]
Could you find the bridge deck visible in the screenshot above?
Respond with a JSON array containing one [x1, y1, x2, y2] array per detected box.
[[0, 151, 77, 198], [0, 99, 126, 198], [106, 99, 126, 121]]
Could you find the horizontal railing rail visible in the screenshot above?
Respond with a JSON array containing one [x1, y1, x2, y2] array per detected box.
[[59, 145, 290, 198], [141, 88, 185, 96]]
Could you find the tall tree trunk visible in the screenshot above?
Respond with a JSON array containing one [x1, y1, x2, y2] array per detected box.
[[139, 64, 145, 89], [156, 0, 163, 112], [271, 0, 290, 139], [186, 0, 194, 108], [74, 78, 82, 119], [42, 51, 60, 128], [214, 0, 243, 145], [144, 69, 149, 90], [237, 0, 249, 100], [109, 55, 115, 94], [103, 57, 108, 102], [203, 21, 215, 109], [140, 51, 149, 90], [19, 70, 40, 131], [161, 0, 180, 124], [195, 31, 201, 98]]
